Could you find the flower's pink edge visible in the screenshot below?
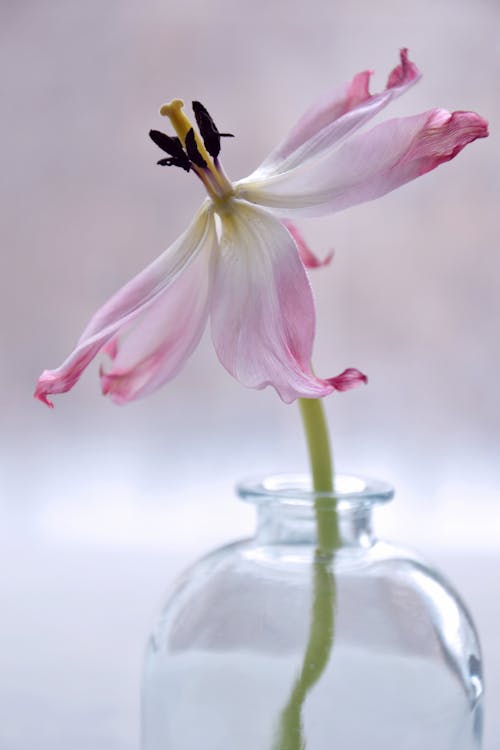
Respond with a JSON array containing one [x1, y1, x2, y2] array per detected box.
[[327, 368, 368, 392], [282, 221, 334, 269], [240, 110, 489, 218], [99, 243, 213, 404], [210, 200, 367, 404], [34, 205, 214, 407], [255, 48, 420, 175]]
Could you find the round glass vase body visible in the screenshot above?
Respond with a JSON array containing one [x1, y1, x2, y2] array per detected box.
[[142, 475, 483, 750]]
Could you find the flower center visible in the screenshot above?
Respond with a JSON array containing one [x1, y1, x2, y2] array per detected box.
[[151, 99, 235, 205]]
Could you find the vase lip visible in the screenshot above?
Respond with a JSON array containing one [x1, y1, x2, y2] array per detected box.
[[237, 473, 394, 509]]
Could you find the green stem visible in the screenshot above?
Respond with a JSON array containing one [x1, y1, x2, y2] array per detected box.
[[298, 397, 340, 552], [272, 397, 339, 750], [298, 398, 333, 491]]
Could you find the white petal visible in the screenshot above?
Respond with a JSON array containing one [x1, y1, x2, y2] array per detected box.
[[100, 224, 216, 403], [35, 203, 214, 406], [211, 200, 358, 402], [236, 110, 488, 218]]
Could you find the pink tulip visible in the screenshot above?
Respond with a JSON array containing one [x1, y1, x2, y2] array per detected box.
[[35, 50, 487, 407]]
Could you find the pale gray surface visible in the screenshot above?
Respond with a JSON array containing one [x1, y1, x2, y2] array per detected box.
[[1, 0, 499, 748]]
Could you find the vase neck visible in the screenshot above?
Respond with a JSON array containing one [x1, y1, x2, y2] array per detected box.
[[255, 504, 375, 548], [237, 474, 394, 550]]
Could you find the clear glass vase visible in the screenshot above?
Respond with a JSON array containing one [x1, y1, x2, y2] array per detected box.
[[141, 474, 483, 750]]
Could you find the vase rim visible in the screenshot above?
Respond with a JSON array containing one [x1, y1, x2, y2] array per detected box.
[[237, 473, 394, 509]]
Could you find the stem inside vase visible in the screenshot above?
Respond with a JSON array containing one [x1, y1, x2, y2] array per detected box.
[[272, 397, 338, 750]]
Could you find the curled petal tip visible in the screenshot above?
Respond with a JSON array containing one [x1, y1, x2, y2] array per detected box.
[[415, 109, 489, 177], [328, 367, 368, 392], [99, 365, 110, 395], [462, 112, 489, 138], [34, 384, 55, 409], [283, 221, 334, 269], [387, 48, 421, 89], [322, 250, 335, 267], [99, 371, 127, 405], [102, 338, 119, 360]]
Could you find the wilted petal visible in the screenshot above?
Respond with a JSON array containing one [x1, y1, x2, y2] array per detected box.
[[283, 221, 334, 269], [252, 49, 420, 176], [100, 230, 215, 404], [34, 204, 214, 406], [329, 368, 368, 391], [211, 200, 365, 403], [238, 110, 488, 218]]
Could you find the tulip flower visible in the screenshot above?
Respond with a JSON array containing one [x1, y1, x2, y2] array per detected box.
[[35, 49, 487, 407]]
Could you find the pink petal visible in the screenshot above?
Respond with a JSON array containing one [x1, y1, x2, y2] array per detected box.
[[282, 221, 334, 269], [99, 245, 212, 404], [255, 49, 420, 175], [34, 205, 215, 407], [329, 368, 368, 391], [210, 201, 366, 403], [239, 109, 488, 218]]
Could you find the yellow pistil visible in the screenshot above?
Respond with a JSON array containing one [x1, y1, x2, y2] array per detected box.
[[160, 98, 233, 202], [160, 99, 209, 158]]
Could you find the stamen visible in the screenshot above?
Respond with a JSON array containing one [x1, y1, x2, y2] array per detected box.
[[149, 130, 186, 158], [160, 99, 212, 168], [149, 129, 191, 171], [185, 128, 208, 169], [157, 98, 234, 202], [192, 101, 234, 159], [157, 156, 190, 172]]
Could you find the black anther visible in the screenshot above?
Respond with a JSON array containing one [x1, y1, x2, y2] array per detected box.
[[157, 156, 191, 172], [185, 128, 207, 168], [149, 130, 191, 171], [192, 101, 234, 159]]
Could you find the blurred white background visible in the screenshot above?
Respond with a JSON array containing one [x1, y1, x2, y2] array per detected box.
[[1, 0, 499, 748]]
